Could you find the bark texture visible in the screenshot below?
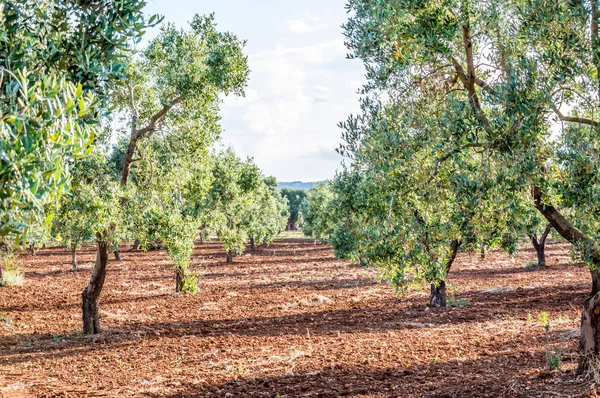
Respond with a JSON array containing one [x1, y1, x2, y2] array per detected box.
[[226, 250, 233, 264], [429, 240, 461, 308], [430, 281, 447, 308], [82, 241, 109, 334], [175, 267, 185, 293], [71, 247, 77, 271], [531, 224, 552, 267]]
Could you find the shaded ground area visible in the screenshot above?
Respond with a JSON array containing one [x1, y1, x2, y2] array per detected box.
[[0, 237, 596, 397]]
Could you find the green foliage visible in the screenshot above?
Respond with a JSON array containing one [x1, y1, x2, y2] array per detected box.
[[334, 0, 600, 300], [145, 14, 249, 103], [53, 155, 114, 253], [301, 183, 335, 241], [110, 13, 249, 289], [0, 0, 154, 238], [245, 179, 289, 247], [205, 149, 270, 259], [0, 71, 97, 237], [340, 0, 600, 274]]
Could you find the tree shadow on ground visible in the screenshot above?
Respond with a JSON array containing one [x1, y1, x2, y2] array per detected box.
[[146, 350, 588, 398], [233, 277, 377, 291]]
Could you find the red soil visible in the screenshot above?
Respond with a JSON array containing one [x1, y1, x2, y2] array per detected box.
[[0, 237, 596, 397]]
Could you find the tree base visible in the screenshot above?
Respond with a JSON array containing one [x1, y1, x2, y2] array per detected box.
[[430, 281, 447, 308], [579, 290, 600, 373]]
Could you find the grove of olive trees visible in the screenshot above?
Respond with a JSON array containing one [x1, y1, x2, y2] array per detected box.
[[3, 0, 600, 395]]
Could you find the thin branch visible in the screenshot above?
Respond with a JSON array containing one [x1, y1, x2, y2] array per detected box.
[[550, 103, 599, 128]]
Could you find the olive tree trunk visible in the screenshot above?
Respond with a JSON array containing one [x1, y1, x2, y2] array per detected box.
[[533, 185, 600, 371], [250, 237, 256, 251], [429, 240, 461, 308], [430, 281, 447, 308], [132, 239, 140, 250], [82, 241, 109, 334], [531, 224, 552, 267], [175, 267, 185, 293], [226, 250, 233, 263], [0, 262, 3, 287], [71, 247, 77, 271]]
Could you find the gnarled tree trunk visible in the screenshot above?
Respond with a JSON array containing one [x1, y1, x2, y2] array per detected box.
[[250, 237, 256, 251], [531, 224, 552, 267], [114, 250, 121, 261], [175, 267, 185, 293], [429, 240, 461, 308], [430, 281, 447, 308], [82, 241, 109, 334], [226, 250, 233, 263], [533, 185, 600, 372]]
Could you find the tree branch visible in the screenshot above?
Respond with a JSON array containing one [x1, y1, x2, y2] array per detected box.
[[132, 95, 183, 140], [550, 103, 599, 128]]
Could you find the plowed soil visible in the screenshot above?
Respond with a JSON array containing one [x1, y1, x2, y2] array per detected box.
[[0, 237, 597, 397]]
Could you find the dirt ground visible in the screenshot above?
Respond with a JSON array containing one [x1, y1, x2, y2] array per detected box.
[[0, 236, 596, 397]]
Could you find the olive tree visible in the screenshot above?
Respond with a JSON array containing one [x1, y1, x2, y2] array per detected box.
[[245, 179, 289, 250], [300, 183, 336, 241], [280, 188, 306, 231], [205, 149, 263, 263], [80, 13, 249, 331]]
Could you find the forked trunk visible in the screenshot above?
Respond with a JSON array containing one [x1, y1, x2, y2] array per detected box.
[[429, 240, 461, 308], [175, 267, 185, 293], [250, 237, 256, 251], [82, 241, 109, 334], [226, 250, 233, 263], [71, 247, 77, 271], [430, 281, 447, 307], [531, 224, 552, 267]]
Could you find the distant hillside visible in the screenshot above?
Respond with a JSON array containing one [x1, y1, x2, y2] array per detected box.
[[277, 181, 325, 190]]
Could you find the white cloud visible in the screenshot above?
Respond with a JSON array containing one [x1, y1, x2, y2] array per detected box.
[[219, 36, 363, 180], [287, 11, 328, 34]]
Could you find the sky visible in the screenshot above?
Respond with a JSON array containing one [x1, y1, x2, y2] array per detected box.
[[142, 0, 365, 182]]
